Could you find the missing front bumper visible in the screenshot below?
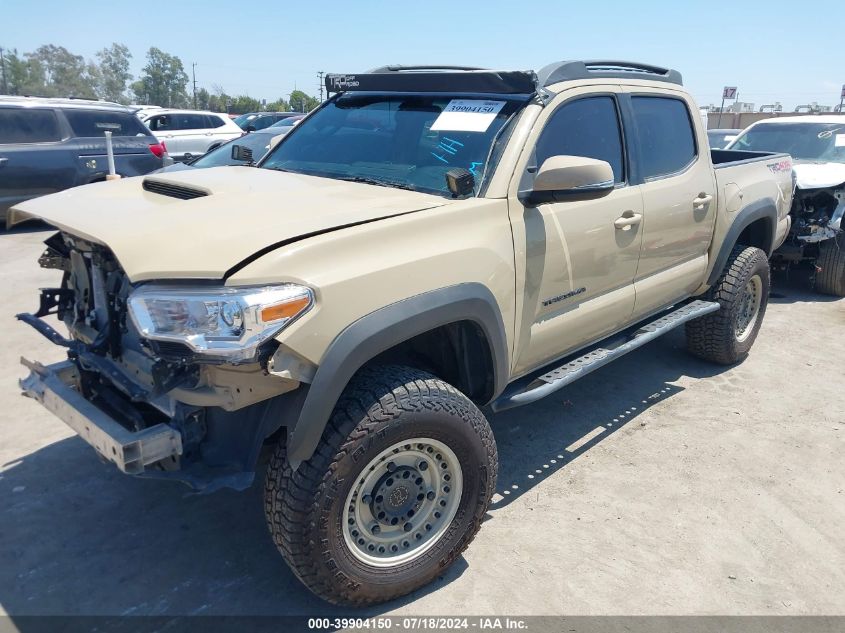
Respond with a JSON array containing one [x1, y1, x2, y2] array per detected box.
[[19, 357, 183, 475]]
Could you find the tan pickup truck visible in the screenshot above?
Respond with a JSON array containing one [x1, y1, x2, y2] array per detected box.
[[11, 61, 793, 606]]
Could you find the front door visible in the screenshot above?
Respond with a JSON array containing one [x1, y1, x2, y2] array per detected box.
[[145, 113, 183, 157], [510, 90, 643, 376]]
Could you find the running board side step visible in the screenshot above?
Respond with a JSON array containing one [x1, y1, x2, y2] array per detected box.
[[491, 300, 720, 412]]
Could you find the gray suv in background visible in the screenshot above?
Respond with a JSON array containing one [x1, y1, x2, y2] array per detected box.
[[0, 97, 166, 225]]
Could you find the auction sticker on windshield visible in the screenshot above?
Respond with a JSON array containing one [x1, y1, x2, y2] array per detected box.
[[431, 100, 506, 132], [835, 134, 845, 148]]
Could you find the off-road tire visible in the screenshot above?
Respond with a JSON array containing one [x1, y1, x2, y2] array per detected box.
[[686, 245, 770, 365], [816, 235, 845, 297], [264, 365, 497, 606]]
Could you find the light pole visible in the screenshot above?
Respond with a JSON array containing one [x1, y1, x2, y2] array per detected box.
[[192, 62, 198, 109], [0, 47, 8, 94]]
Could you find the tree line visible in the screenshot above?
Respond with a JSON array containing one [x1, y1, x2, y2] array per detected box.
[[0, 43, 320, 114]]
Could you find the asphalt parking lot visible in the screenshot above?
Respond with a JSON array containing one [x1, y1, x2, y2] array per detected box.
[[1, 222, 843, 618]]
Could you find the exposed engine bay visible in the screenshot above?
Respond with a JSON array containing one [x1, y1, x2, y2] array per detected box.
[[791, 186, 844, 244], [774, 183, 844, 265], [16, 232, 301, 489], [18, 233, 207, 465]]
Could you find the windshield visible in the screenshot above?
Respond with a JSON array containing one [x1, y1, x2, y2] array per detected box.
[[729, 122, 845, 163], [707, 131, 738, 149], [192, 131, 278, 167], [233, 113, 258, 127], [260, 94, 524, 196], [270, 116, 303, 128]]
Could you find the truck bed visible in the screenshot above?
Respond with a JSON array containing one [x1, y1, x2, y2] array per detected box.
[[710, 148, 787, 167], [706, 148, 794, 277]]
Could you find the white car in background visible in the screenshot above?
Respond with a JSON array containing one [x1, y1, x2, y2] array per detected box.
[[139, 109, 243, 161], [726, 115, 845, 295]]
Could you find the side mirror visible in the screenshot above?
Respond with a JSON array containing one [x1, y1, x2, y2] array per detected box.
[[519, 155, 614, 205], [245, 125, 256, 133], [231, 144, 254, 163]]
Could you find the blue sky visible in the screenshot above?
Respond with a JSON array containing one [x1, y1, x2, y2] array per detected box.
[[1, 0, 842, 109]]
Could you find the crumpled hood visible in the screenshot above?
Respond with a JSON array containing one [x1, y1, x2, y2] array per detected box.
[[10, 167, 449, 282], [792, 161, 845, 190]]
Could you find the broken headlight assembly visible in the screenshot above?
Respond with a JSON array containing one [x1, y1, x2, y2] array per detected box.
[[127, 284, 314, 362]]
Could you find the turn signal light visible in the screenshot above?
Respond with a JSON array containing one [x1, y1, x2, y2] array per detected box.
[[260, 296, 311, 323]]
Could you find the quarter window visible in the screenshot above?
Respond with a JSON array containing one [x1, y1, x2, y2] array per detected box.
[[205, 114, 226, 129], [535, 96, 625, 183], [0, 108, 62, 144], [631, 96, 696, 179]]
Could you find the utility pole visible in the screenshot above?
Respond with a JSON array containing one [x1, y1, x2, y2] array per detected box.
[[317, 71, 324, 102], [0, 47, 8, 94], [192, 62, 198, 109]]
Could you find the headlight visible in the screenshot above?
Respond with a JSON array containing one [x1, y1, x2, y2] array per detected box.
[[127, 284, 313, 361]]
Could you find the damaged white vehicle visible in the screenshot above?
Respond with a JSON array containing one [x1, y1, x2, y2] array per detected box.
[[727, 116, 845, 295]]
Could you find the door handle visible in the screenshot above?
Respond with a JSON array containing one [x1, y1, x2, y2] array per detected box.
[[0, 157, 8, 167], [614, 212, 643, 230], [694, 193, 713, 209], [204, 132, 212, 136]]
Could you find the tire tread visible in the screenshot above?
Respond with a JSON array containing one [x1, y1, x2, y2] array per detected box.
[[686, 245, 770, 364], [816, 235, 845, 297], [264, 365, 497, 606]]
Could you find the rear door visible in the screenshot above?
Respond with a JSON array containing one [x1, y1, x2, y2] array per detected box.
[[176, 113, 214, 157], [624, 89, 717, 320], [0, 106, 75, 217], [510, 88, 644, 376], [62, 108, 162, 178], [145, 113, 183, 156]]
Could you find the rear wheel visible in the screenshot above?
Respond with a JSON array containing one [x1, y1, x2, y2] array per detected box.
[[264, 365, 497, 606], [816, 235, 845, 296], [686, 245, 770, 364]]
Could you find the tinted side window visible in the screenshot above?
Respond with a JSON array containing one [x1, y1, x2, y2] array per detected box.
[[251, 116, 273, 131], [535, 96, 625, 183], [0, 108, 62, 144], [174, 113, 210, 129], [631, 96, 696, 179], [64, 109, 150, 138], [205, 114, 226, 129]]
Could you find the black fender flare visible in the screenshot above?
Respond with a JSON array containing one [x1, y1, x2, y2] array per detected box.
[[707, 197, 778, 286], [285, 283, 510, 464]]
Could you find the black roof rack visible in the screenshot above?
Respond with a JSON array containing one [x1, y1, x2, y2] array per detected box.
[[324, 69, 537, 95], [324, 60, 682, 97], [367, 65, 488, 73], [537, 60, 683, 87]]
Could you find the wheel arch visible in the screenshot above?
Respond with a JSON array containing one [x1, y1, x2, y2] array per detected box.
[[707, 197, 777, 286], [285, 283, 510, 464]]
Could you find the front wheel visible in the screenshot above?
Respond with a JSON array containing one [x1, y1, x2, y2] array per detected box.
[[686, 245, 770, 365], [816, 235, 845, 297], [264, 365, 497, 606]]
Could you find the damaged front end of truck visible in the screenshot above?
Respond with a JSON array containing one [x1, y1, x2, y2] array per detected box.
[[17, 231, 311, 492], [779, 167, 845, 250]]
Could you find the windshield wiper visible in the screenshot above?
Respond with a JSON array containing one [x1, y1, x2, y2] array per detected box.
[[337, 175, 418, 192], [263, 168, 420, 192]]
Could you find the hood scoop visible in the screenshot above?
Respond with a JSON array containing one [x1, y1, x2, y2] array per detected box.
[[142, 178, 209, 200]]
